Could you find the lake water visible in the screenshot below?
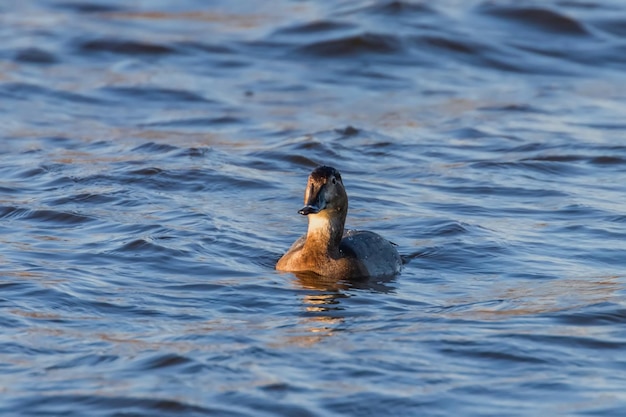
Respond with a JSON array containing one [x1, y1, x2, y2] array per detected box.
[[1, 1, 626, 416]]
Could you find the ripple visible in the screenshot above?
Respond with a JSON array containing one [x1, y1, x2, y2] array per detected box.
[[143, 116, 243, 128], [46, 354, 119, 371], [294, 33, 405, 58], [77, 38, 178, 55], [175, 146, 213, 158], [50, 192, 119, 206], [439, 339, 549, 364], [114, 238, 187, 259], [55, 2, 127, 13], [14, 166, 48, 179], [102, 86, 213, 103], [592, 16, 626, 37], [7, 394, 234, 417], [131, 142, 180, 154], [3, 208, 95, 225], [273, 20, 357, 37], [135, 353, 197, 371], [551, 303, 626, 325], [357, 0, 435, 16], [0, 82, 103, 104], [478, 103, 544, 113], [425, 220, 471, 237], [417, 35, 481, 55], [176, 40, 235, 55], [512, 333, 624, 350], [479, 5, 590, 36], [0, 206, 30, 220], [13, 47, 58, 64]]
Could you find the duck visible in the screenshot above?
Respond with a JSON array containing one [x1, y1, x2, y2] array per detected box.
[[276, 166, 402, 279]]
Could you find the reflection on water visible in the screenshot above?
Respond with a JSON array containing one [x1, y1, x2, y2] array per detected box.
[[292, 270, 397, 293], [280, 306, 344, 348], [434, 274, 623, 321], [272, 272, 400, 347]]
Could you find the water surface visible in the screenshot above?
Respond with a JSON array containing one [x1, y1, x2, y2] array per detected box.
[[1, 1, 626, 416]]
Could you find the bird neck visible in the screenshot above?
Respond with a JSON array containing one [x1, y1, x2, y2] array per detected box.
[[304, 209, 346, 255]]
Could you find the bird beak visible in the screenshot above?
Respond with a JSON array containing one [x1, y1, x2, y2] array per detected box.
[[299, 182, 326, 215], [298, 205, 320, 215]]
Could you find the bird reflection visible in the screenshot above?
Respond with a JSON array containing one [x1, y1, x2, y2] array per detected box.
[[277, 271, 397, 347], [294, 270, 397, 293]]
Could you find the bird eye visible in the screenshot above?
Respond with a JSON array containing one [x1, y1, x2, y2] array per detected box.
[[331, 177, 337, 184]]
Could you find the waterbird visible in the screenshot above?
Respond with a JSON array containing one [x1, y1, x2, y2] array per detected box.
[[276, 166, 402, 279]]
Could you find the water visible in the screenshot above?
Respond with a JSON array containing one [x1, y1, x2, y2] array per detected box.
[[2, 0, 626, 415]]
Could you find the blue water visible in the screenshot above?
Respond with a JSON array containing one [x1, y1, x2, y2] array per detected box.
[[1, 1, 626, 416]]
